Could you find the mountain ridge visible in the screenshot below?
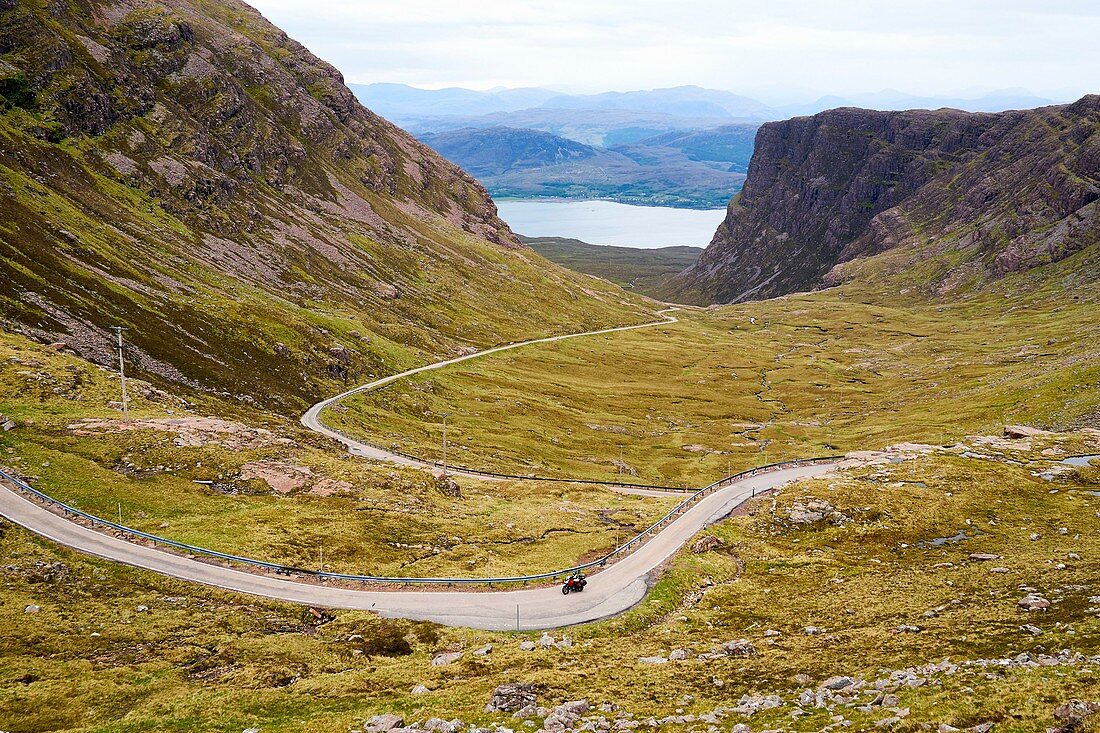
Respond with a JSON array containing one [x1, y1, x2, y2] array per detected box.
[[663, 96, 1100, 304]]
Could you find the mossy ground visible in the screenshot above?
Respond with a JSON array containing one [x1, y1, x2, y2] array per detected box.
[[0, 331, 673, 578], [326, 276, 1099, 488], [2, 434, 1098, 732]]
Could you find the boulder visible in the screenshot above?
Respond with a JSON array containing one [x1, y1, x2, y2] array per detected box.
[[24, 604, 40, 614], [822, 676, 856, 691], [1053, 700, 1100, 728], [485, 683, 538, 713], [968, 553, 1001, 562], [668, 649, 688, 660], [411, 684, 430, 695], [723, 639, 757, 656], [364, 714, 405, 733], [518, 640, 536, 651], [638, 656, 668, 664], [1017, 594, 1051, 611], [473, 644, 493, 656], [692, 535, 723, 553], [431, 651, 462, 666]]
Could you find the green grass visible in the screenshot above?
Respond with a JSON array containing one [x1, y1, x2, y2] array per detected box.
[[521, 235, 701, 297], [325, 277, 1100, 488], [2, 431, 1098, 732], [0, 329, 675, 578]]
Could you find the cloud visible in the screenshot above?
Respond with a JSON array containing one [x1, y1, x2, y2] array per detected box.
[[247, 0, 1100, 100]]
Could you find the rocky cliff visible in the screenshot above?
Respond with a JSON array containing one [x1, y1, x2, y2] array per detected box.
[[0, 0, 643, 409], [665, 97, 1100, 303]]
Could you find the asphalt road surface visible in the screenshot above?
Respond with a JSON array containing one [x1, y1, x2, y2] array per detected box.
[[0, 309, 837, 629], [0, 462, 831, 629]]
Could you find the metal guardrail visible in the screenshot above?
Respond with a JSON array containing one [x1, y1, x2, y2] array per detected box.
[[0, 456, 839, 586]]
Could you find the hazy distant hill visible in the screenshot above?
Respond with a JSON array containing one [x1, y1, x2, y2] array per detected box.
[[419, 127, 749, 208], [615, 124, 758, 173], [539, 86, 776, 120], [349, 83, 557, 118]]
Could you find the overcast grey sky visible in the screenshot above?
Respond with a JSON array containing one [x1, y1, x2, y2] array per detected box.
[[248, 0, 1098, 101]]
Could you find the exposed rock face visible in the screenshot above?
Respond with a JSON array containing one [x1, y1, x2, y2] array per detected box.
[[665, 97, 1100, 303]]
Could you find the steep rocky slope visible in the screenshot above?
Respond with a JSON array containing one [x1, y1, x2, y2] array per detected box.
[[0, 0, 646, 410], [665, 97, 1100, 304]]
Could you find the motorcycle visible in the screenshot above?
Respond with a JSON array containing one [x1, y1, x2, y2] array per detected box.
[[561, 574, 587, 594]]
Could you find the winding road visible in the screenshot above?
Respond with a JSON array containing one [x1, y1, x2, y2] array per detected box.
[[0, 310, 836, 629], [301, 309, 684, 493]]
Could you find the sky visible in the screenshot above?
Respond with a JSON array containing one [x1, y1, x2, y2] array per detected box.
[[247, 0, 1100, 102]]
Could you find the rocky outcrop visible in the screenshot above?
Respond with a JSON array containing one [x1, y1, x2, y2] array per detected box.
[[665, 97, 1100, 303]]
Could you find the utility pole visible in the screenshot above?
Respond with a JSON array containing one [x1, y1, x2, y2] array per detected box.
[[441, 412, 451, 477], [111, 326, 129, 422]]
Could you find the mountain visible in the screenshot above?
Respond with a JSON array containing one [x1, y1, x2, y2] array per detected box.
[[418, 126, 748, 208], [615, 124, 758, 172], [774, 89, 1061, 118], [664, 97, 1100, 304], [349, 83, 558, 119], [0, 0, 646, 411], [417, 127, 600, 177], [540, 86, 775, 120], [397, 107, 736, 147]]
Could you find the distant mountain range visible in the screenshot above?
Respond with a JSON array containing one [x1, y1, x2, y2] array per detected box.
[[419, 125, 754, 209], [350, 83, 1067, 209]]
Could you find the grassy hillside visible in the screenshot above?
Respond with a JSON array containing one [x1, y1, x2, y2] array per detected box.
[[0, 0, 650, 415], [327, 253, 1099, 487], [521, 236, 701, 297]]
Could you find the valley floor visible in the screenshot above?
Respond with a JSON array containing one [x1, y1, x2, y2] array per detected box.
[[1, 271, 1099, 732]]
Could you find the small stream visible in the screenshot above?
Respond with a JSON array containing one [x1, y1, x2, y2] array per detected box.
[[1062, 455, 1100, 467]]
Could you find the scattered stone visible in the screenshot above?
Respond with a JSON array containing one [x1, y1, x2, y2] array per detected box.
[[723, 639, 757, 657], [763, 629, 782, 637], [638, 656, 668, 665], [411, 684, 430, 695], [135, 605, 149, 613], [668, 649, 688, 660], [518, 640, 536, 651], [1003, 425, 1051, 439], [822, 676, 856, 691], [473, 644, 493, 656], [968, 553, 1001, 562], [538, 633, 555, 648], [897, 624, 922, 633], [692, 535, 723, 554], [365, 714, 405, 733], [431, 652, 462, 667], [1020, 624, 1043, 636], [1051, 700, 1100, 732], [1017, 594, 1051, 611], [804, 626, 826, 635], [23, 604, 40, 614], [486, 683, 538, 714], [243, 728, 260, 733]]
